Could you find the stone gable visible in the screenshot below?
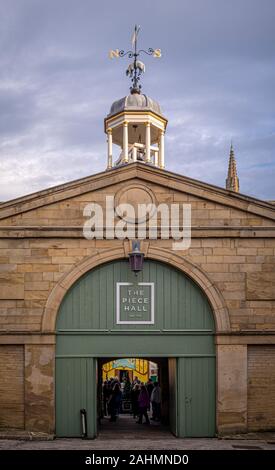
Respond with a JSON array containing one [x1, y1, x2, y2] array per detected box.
[[0, 163, 274, 228]]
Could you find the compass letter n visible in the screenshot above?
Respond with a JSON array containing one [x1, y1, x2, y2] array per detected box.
[[109, 49, 120, 59]]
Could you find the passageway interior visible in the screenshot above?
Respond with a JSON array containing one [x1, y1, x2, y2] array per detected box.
[[97, 357, 173, 437]]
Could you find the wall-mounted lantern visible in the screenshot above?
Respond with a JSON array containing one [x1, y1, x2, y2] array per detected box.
[[129, 240, 144, 275]]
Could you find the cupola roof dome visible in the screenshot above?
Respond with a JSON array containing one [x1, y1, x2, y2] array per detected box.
[[108, 93, 163, 117]]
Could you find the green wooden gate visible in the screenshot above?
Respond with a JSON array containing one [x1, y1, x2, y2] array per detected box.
[[177, 357, 216, 437], [55, 357, 97, 437], [56, 259, 216, 438]]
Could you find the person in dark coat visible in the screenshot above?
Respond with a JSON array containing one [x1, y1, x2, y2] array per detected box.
[[146, 379, 154, 397], [108, 382, 122, 422], [131, 383, 140, 419], [136, 385, 150, 425], [103, 380, 111, 416], [150, 382, 161, 421], [146, 379, 154, 411]]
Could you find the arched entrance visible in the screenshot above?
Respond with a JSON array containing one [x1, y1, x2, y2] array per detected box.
[[55, 259, 216, 438]]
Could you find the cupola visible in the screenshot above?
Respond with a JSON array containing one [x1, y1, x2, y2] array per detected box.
[[105, 25, 168, 169]]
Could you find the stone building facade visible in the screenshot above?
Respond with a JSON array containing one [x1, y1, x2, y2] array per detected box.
[[0, 45, 275, 436], [0, 162, 275, 436]]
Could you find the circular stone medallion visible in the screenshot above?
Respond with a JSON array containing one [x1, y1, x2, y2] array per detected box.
[[115, 184, 156, 224]]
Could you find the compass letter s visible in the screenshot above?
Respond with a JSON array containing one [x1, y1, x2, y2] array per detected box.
[[153, 48, 161, 58]]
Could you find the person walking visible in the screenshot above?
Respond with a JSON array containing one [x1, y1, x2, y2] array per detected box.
[[103, 380, 111, 416], [146, 379, 154, 398], [131, 383, 140, 419], [136, 385, 150, 425], [151, 382, 161, 421], [146, 379, 154, 412], [108, 382, 122, 422]]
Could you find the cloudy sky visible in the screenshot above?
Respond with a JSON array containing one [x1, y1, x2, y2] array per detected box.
[[0, 0, 274, 201]]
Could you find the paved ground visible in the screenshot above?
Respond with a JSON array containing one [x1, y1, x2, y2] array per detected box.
[[1, 416, 275, 450], [1, 437, 275, 450]]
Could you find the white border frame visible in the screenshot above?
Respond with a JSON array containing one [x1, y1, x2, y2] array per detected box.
[[116, 282, 155, 325]]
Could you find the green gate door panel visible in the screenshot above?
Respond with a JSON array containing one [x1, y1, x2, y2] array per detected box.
[[56, 260, 215, 332], [168, 358, 178, 436], [56, 333, 215, 357], [177, 357, 216, 437], [56, 357, 97, 438]]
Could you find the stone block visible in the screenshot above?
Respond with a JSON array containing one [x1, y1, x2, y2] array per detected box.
[[201, 263, 229, 273], [265, 239, 275, 247], [53, 272, 64, 281], [222, 290, 246, 300], [24, 256, 52, 264], [239, 264, 262, 272], [0, 264, 17, 272], [0, 273, 24, 299], [217, 344, 247, 434], [47, 248, 67, 256], [188, 248, 204, 256], [223, 255, 246, 263], [246, 272, 275, 300], [17, 264, 33, 272], [237, 248, 258, 256], [262, 264, 275, 272], [51, 256, 82, 265], [24, 291, 49, 300], [258, 248, 273, 255], [246, 218, 263, 226], [24, 345, 54, 433], [188, 239, 201, 248], [201, 239, 224, 247], [206, 255, 224, 263], [32, 264, 59, 272], [31, 248, 49, 256], [25, 272, 43, 281], [58, 264, 74, 273], [237, 239, 265, 248], [212, 248, 235, 255], [24, 282, 50, 291], [43, 272, 54, 281], [187, 255, 206, 264]]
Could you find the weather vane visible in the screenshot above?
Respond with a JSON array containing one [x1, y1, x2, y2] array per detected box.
[[109, 25, 161, 94]]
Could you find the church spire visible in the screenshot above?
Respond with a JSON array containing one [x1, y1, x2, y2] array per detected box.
[[226, 142, 239, 192]]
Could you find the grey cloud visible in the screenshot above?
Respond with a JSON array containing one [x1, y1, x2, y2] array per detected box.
[[0, 0, 274, 201]]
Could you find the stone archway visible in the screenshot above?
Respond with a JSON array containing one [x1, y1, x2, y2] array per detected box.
[[42, 244, 230, 334], [55, 257, 217, 437]]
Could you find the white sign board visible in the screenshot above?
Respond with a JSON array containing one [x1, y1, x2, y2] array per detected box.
[[116, 282, 155, 325]]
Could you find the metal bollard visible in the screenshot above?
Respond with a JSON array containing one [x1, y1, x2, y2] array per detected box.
[[80, 408, 87, 438]]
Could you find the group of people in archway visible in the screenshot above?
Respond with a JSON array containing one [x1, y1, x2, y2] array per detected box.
[[102, 377, 161, 425]]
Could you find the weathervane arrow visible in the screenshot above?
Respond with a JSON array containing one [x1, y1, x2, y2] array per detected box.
[[131, 24, 140, 49]]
